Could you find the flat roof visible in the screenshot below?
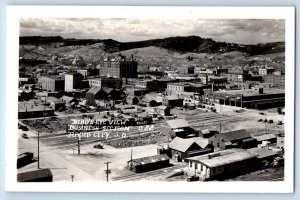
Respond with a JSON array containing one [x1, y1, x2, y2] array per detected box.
[[187, 149, 255, 168], [214, 88, 285, 97], [18, 102, 53, 112]]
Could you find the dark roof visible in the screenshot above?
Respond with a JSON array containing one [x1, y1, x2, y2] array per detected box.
[[128, 154, 169, 167], [218, 129, 251, 142], [17, 169, 52, 182]]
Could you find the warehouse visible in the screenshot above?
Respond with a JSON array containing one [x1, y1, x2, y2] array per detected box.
[[186, 149, 256, 180], [209, 129, 257, 150], [203, 87, 285, 109], [127, 154, 170, 173]]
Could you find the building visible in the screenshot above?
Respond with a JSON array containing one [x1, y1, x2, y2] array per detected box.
[[168, 137, 213, 162], [252, 133, 277, 144], [88, 77, 122, 89], [17, 169, 53, 182], [162, 96, 184, 108], [263, 74, 285, 87], [42, 96, 66, 111], [186, 149, 256, 180], [203, 88, 285, 109], [161, 119, 198, 138], [259, 67, 275, 76], [136, 79, 168, 91], [209, 129, 257, 150], [64, 73, 84, 92], [18, 90, 35, 101], [127, 154, 170, 173], [18, 102, 54, 119], [166, 82, 209, 99], [221, 70, 251, 83], [154, 105, 171, 116], [60, 95, 79, 107], [100, 57, 138, 78], [177, 66, 195, 74], [126, 96, 139, 105], [77, 69, 88, 78], [38, 75, 64, 92], [86, 87, 124, 105]]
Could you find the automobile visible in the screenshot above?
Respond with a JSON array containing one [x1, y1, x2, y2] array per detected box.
[[264, 119, 268, 123], [259, 112, 265, 115], [93, 144, 104, 149], [186, 175, 199, 182], [258, 119, 263, 122], [278, 121, 283, 125], [21, 133, 29, 139], [268, 119, 274, 124]]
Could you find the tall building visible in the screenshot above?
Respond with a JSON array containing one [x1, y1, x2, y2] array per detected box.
[[99, 56, 138, 78], [87, 77, 122, 89], [38, 75, 64, 92], [64, 73, 84, 92]]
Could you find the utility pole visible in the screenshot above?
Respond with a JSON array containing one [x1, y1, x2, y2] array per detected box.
[[71, 174, 74, 182], [219, 122, 222, 134], [37, 131, 40, 169], [77, 135, 81, 155], [130, 149, 133, 171], [264, 117, 267, 134], [104, 162, 111, 182]]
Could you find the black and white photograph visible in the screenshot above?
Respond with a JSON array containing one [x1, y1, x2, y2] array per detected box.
[[5, 6, 295, 193]]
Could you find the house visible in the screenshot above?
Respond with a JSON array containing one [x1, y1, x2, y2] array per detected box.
[[168, 137, 213, 162], [154, 106, 170, 116], [252, 133, 277, 144], [186, 149, 256, 180], [209, 129, 257, 150], [161, 119, 198, 138], [162, 96, 184, 108], [17, 169, 53, 182], [127, 154, 170, 173]]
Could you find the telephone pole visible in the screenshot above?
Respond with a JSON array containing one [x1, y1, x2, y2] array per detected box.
[[77, 134, 81, 155], [37, 131, 40, 169], [130, 149, 133, 171], [104, 162, 111, 182]]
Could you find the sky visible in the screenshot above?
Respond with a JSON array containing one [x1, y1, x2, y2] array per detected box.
[[20, 18, 285, 44]]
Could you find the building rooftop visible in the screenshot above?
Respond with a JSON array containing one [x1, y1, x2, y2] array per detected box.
[[247, 148, 278, 159], [166, 118, 190, 129], [187, 149, 255, 168], [127, 154, 169, 167], [217, 129, 251, 142], [169, 137, 209, 152], [164, 95, 183, 101], [214, 88, 285, 97], [39, 75, 64, 80], [252, 133, 277, 142], [18, 102, 53, 112]]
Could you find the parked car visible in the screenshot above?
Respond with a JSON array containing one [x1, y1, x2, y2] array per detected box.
[[258, 119, 263, 122], [268, 119, 274, 124], [186, 175, 199, 182], [21, 133, 29, 139]]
